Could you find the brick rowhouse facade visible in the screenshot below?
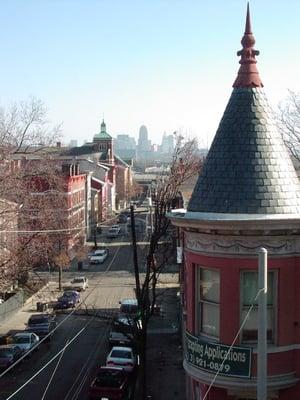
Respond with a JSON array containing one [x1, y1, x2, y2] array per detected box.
[[170, 5, 300, 400], [25, 160, 86, 260], [65, 166, 86, 258]]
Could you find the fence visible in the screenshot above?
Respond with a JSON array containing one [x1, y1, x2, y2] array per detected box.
[[0, 291, 24, 325]]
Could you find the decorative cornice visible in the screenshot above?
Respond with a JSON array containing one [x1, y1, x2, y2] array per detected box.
[[185, 232, 300, 256], [168, 211, 300, 231]]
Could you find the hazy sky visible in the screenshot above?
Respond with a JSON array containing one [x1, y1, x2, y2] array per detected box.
[[0, 0, 299, 147]]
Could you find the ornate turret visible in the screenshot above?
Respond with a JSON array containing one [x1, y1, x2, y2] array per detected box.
[[169, 8, 300, 400], [188, 4, 300, 215]]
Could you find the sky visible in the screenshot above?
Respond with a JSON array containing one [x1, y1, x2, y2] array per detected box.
[[0, 0, 299, 147]]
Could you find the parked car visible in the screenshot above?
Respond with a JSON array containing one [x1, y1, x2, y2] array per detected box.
[[119, 299, 142, 330], [25, 313, 57, 339], [106, 346, 137, 373], [109, 317, 134, 347], [88, 248, 109, 259], [89, 249, 109, 264], [88, 366, 132, 400], [119, 299, 138, 317], [55, 290, 80, 309], [118, 214, 128, 223], [65, 276, 89, 291], [106, 227, 120, 238], [111, 225, 121, 234], [12, 332, 39, 354], [0, 344, 23, 369]]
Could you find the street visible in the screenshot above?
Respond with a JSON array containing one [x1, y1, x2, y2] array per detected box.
[[0, 216, 179, 400]]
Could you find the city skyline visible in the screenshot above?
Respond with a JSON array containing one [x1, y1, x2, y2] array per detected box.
[[82, 123, 174, 148], [0, 1, 299, 147]]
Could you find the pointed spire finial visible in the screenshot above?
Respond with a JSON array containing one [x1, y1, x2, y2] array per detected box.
[[233, 3, 263, 88], [101, 118, 106, 133], [245, 2, 252, 34]]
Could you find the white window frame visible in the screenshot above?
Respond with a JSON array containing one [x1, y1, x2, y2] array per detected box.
[[195, 266, 220, 339], [240, 270, 277, 344]]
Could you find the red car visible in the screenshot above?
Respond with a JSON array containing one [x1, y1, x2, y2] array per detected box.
[[89, 366, 132, 400]]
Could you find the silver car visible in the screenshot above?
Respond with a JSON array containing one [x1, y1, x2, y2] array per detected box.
[[12, 332, 39, 354]]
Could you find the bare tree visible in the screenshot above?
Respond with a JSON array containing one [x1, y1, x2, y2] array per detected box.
[[19, 178, 71, 290], [131, 134, 201, 398], [0, 96, 60, 153], [277, 90, 300, 162], [0, 97, 63, 292]]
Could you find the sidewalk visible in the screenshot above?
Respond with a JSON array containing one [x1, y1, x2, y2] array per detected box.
[[136, 286, 186, 399], [146, 332, 185, 400], [0, 282, 60, 335]]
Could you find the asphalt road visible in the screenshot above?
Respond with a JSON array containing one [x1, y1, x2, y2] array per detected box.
[[0, 220, 148, 400], [0, 315, 111, 400]]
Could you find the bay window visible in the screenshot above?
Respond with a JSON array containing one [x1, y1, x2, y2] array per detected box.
[[241, 270, 276, 343], [197, 267, 220, 338]]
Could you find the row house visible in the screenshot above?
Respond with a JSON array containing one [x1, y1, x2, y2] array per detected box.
[[59, 155, 112, 238], [65, 119, 133, 219], [61, 163, 86, 259], [115, 155, 133, 210], [11, 155, 86, 261], [8, 119, 133, 265]]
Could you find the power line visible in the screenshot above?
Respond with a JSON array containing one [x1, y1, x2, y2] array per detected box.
[[64, 321, 113, 400], [202, 288, 264, 400], [0, 214, 120, 234], [5, 326, 86, 400], [2, 235, 125, 399], [40, 338, 69, 400], [0, 233, 124, 379]]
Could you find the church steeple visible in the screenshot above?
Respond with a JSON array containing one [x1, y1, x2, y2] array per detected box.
[[233, 3, 263, 88], [93, 118, 112, 141], [100, 119, 106, 133]]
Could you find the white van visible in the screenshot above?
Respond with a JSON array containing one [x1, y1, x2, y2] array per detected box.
[[119, 299, 138, 316]]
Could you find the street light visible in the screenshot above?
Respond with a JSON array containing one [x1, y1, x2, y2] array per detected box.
[[257, 248, 268, 400]]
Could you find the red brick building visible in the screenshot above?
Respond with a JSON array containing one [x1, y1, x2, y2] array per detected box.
[[19, 158, 86, 260], [170, 6, 300, 400], [63, 164, 86, 258], [66, 119, 133, 214]]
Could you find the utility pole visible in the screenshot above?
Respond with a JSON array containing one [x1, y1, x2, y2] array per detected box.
[[148, 188, 153, 234], [130, 205, 141, 306], [257, 247, 268, 400]]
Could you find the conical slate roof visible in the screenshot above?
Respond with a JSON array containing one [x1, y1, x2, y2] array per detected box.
[[188, 7, 300, 215]]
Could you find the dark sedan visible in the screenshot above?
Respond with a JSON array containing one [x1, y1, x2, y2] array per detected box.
[[55, 290, 80, 309], [0, 344, 23, 369], [25, 313, 57, 340]]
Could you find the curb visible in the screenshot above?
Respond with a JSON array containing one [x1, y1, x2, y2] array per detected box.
[[148, 328, 179, 334], [23, 283, 50, 306]]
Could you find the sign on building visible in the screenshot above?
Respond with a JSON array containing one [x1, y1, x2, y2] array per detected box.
[[186, 331, 252, 378]]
